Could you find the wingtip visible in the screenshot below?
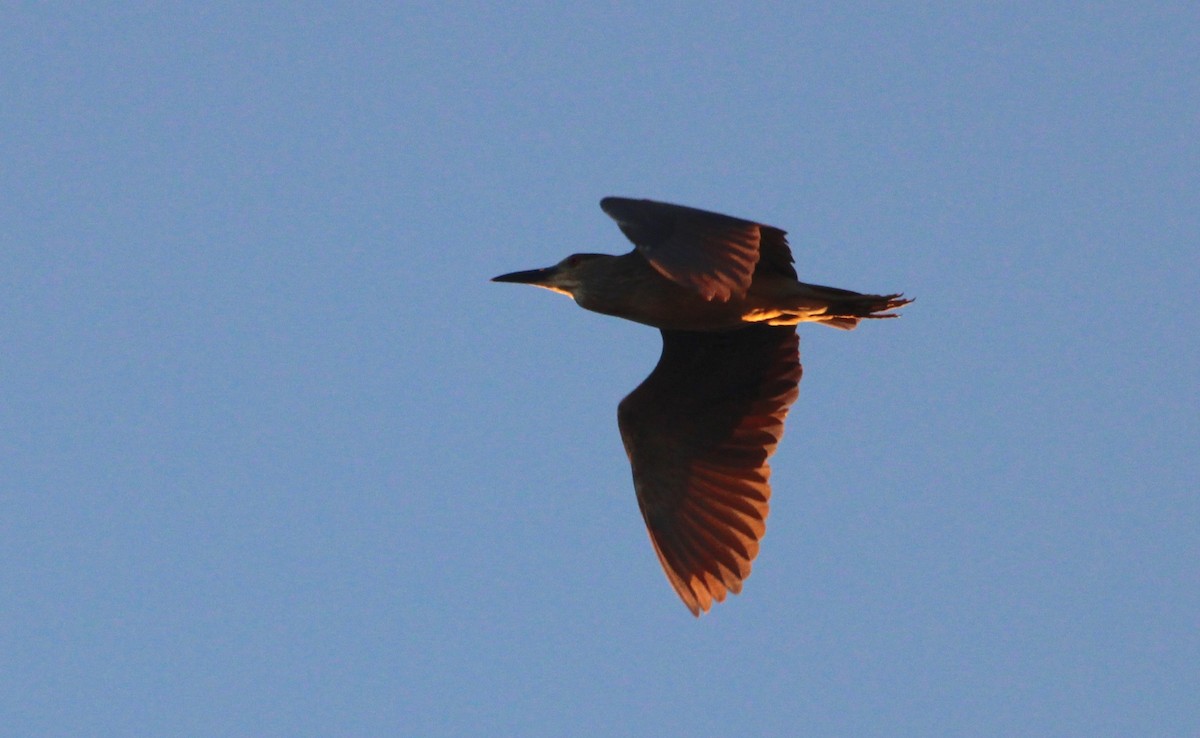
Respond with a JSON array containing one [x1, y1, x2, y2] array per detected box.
[[599, 194, 629, 208]]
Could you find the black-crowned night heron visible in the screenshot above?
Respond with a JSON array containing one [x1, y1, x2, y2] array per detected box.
[[494, 197, 910, 615]]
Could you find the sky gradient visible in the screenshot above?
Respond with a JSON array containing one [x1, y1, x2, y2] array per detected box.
[[3, 4, 1198, 736]]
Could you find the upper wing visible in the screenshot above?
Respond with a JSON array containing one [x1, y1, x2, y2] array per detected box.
[[616, 325, 802, 615], [600, 197, 797, 302]]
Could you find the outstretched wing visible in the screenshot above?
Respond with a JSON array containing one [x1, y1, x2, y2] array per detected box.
[[600, 197, 797, 302], [617, 325, 802, 615]]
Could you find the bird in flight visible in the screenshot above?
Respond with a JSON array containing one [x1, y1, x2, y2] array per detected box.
[[494, 197, 910, 615]]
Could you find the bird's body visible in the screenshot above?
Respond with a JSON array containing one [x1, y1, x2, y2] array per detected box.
[[494, 197, 910, 615], [557, 250, 898, 332]]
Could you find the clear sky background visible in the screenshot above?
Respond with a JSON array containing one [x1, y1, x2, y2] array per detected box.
[[3, 4, 1197, 736]]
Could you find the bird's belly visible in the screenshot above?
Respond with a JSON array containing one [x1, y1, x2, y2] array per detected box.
[[579, 273, 823, 331], [589, 290, 747, 331]]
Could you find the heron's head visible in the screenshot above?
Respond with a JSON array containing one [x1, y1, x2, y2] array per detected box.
[[491, 253, 611, 299]]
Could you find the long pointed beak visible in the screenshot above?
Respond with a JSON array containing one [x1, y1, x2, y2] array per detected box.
[[491, 266, 557, 285]]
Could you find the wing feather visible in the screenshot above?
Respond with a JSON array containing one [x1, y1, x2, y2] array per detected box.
[[617, 325, 802, 615], [600, 197, 798, 301]]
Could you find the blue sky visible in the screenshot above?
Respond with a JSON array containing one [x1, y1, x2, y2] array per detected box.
[[2, 3, 1197, 736]]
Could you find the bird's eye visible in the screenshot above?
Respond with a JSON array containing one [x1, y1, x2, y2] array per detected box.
[[566, 255, 580, 267]]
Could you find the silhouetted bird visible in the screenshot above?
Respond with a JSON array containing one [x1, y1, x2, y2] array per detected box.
[[494, 197, 910, 615]]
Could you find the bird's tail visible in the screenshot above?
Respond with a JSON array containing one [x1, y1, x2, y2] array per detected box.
[[743, 278, 912, 328], [801, 283, 912, 330]]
